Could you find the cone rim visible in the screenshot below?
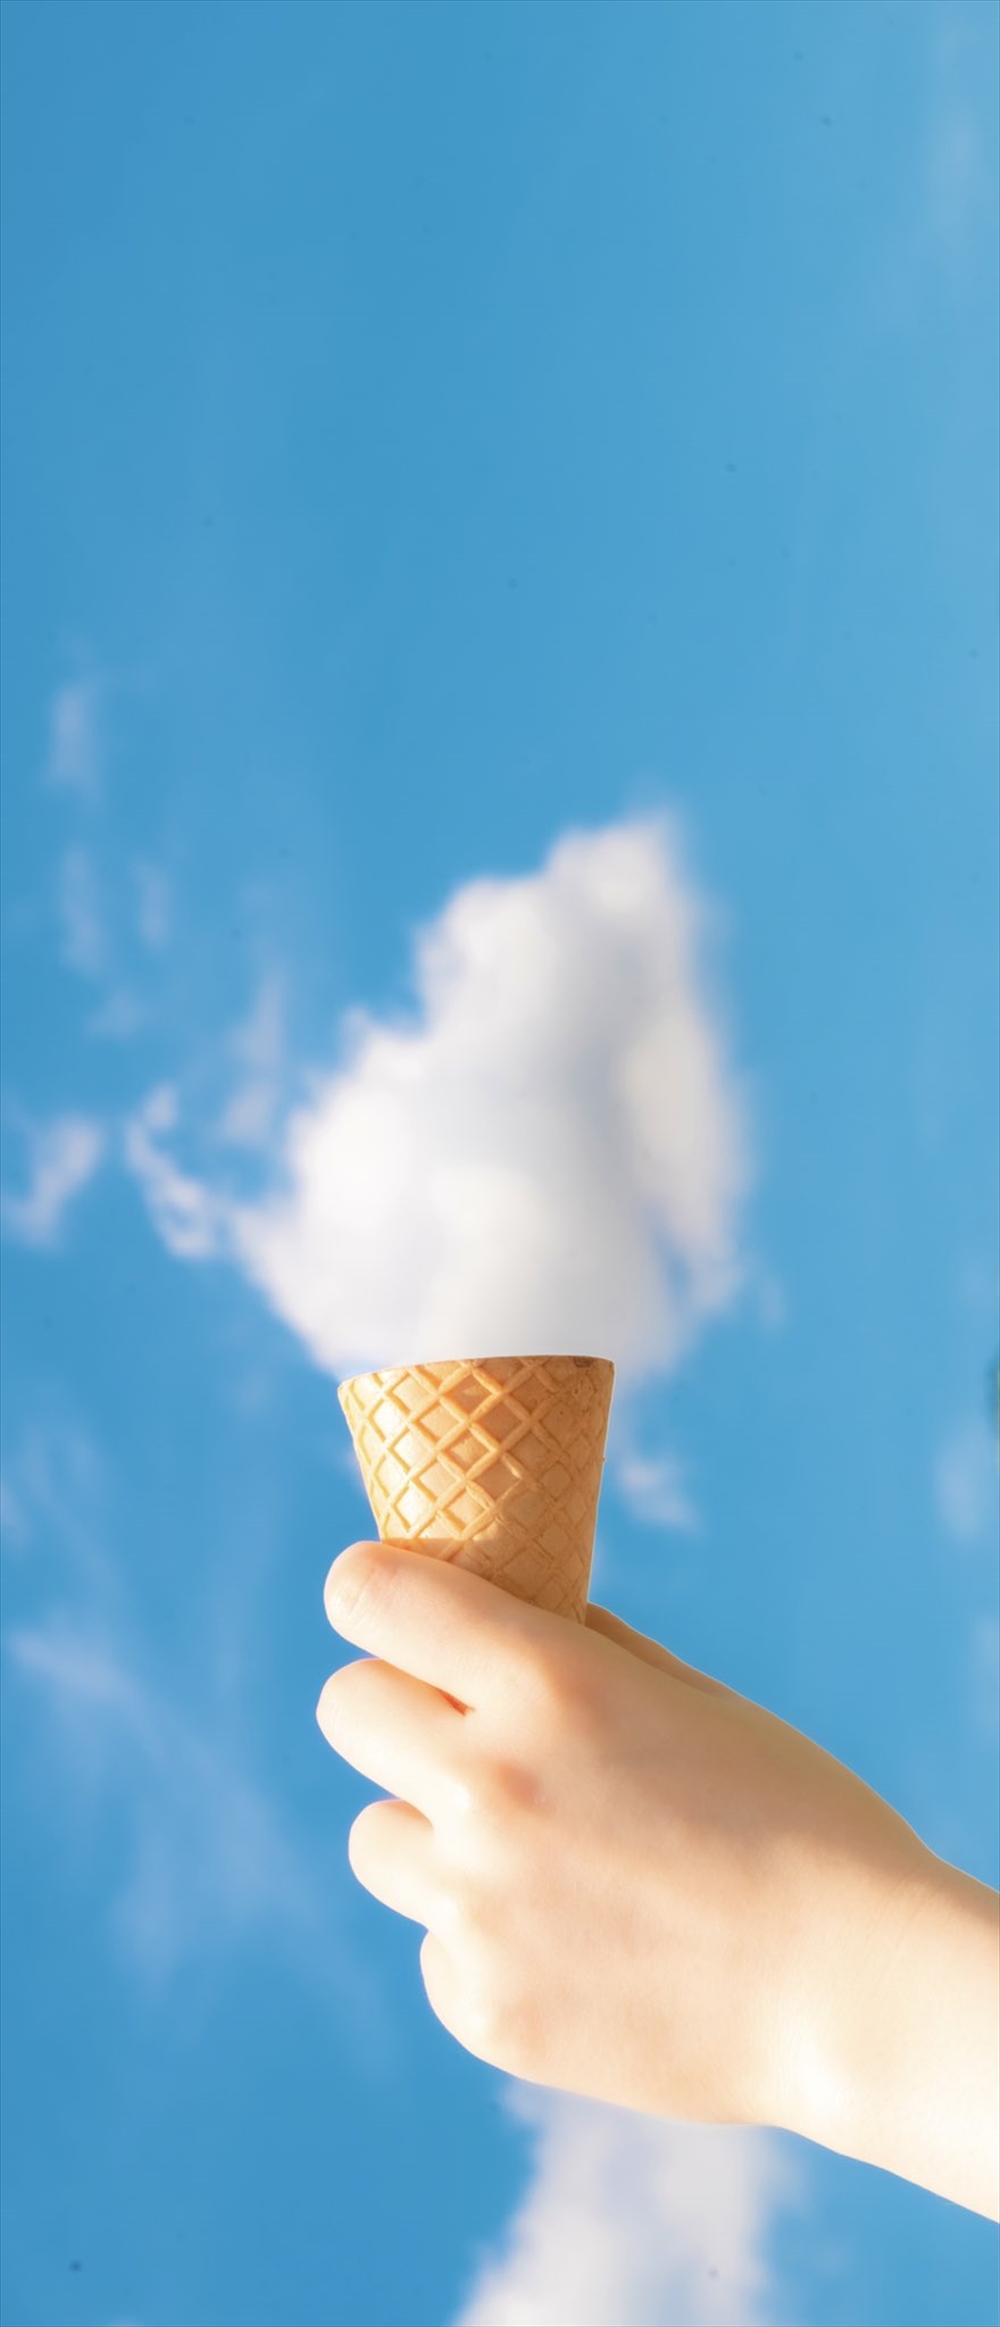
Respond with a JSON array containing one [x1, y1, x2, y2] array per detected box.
[[338, 1353, 615, 1411]]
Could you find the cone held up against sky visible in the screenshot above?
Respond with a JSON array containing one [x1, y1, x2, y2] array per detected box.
[[339, 1356, 616, 1618], [1, 6, 997, 2327]]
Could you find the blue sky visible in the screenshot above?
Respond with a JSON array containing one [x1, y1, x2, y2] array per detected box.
[[1, 4, 997, 2325]]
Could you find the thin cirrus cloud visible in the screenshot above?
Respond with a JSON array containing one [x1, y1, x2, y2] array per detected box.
[[57, 843, 106, 977], [453, 2086, 801, 2327], [123, 1085, 224, 1259], [214, 969, 287, 1150], [612, 1449, 699, 1532], [969, 1614, 1000, 1743], [43, 668, 172, 1027], [8, 1618, 319, 1980], [934, 1415, 996, 1544], [0, 1113, 106, 1249], [87, 990, 147, 1042], [56, 844, 147, 1037], [1, 1420, 370, 2009], [133, 859, 172, 953], [46, 677, 101, 801], [925, 6, 994, 271], [0, 1476, 29, 1546]]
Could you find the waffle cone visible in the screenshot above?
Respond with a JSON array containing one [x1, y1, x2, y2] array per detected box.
[[338, 1355, 615, 1621]]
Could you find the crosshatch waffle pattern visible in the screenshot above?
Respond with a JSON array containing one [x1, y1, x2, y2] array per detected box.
[[338, 1356, 615, 1621]]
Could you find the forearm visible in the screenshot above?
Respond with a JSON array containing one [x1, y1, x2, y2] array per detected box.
[[790, 1849, 1000, 2218]]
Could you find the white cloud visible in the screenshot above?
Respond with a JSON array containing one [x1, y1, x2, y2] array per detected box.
[[57, 844, 106, 977], [1, 1113, 106, 1248], [215, 969, 286, 1149], [225, 819, 750, 1381], [133, 860, 172, 952], [46, 677, 100, 800], [453, 2086, 799, 2327], [122, 1086, 223, 1260], [935, 1416, 996, 1544], [613, 1448, 699, 1531]]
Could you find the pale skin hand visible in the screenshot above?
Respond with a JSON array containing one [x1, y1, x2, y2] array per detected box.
[[317, 1542, 1000, 2220]]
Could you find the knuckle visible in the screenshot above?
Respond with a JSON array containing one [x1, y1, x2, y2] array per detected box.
[[506, 1750, 551, 1811], [442, 1760, 534, 1855], [514, 1636, 595, 1731], [480, 1753, 546, 1824]]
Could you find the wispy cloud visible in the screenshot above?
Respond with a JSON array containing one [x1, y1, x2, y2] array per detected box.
[[0, 1476, 29, 1546], [215, 969, 286, 1149], [969, 1614, 1000, 1745], [934, 1415, 996, 1545], [51, 826, 150, 1038], [219, 819, 750, 1380], [122, 1086, 223, 1260], [86, 989, 146, 1041], [133, 859, 172, 952], [0, 1417, 363, 1998], [453, 2087, 800, 2327], [9, 1619, 318, 1979], [46, 676, 101, 801], [57, 843, 106, 977], [0, 1416, 121, 1605], [925, 8, 994, 274], [1, 1113, 106, 1248], [613, 1448, 699, 1531]]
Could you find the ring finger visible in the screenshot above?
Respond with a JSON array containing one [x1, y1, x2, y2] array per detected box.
[[348, 1798, 438, 1927]]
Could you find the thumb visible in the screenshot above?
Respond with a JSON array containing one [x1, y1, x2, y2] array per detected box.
[[585, 1602, 727, 1699]]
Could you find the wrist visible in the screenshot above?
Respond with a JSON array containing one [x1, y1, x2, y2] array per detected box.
[[784, 1837, 1000, 2215]]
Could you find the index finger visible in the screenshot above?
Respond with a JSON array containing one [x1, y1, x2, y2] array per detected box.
[[324, 1541, 566, 1707]]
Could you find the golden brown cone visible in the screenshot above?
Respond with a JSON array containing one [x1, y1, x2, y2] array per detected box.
[[337, 1355, 615, 1621]]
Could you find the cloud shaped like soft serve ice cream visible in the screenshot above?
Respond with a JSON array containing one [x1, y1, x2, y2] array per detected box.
[[228, 816, 750, 1381]]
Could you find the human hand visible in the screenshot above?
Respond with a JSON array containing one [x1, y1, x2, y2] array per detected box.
[[317, 1542, 999, 2214]]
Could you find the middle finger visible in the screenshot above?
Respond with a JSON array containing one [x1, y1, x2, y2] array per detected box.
[[317, 1656, 464, 1819]]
